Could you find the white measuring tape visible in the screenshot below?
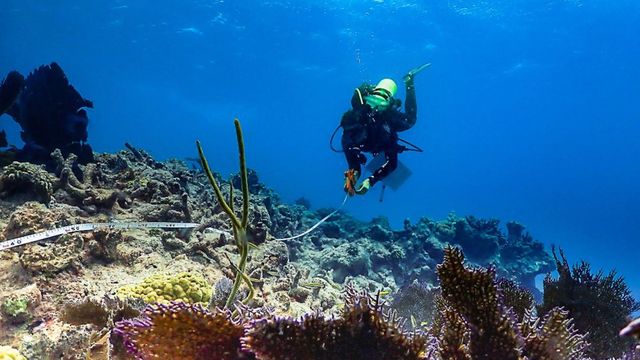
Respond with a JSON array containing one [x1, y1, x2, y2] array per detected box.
[[0, 195, 350, 251], [0, 222, 199, 251]]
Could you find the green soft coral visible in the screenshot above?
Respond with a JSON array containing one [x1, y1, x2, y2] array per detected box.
[[197, 118, 254, 309], [117, 272, 212, 304], [0, 346, 26, 360]]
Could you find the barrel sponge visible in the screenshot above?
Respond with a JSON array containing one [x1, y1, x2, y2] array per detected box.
[[116, 272, 212, 304], [0, 346, 26, 360]]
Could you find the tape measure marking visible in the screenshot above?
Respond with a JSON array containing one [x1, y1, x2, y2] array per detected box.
[[0, 222, 199, 251]]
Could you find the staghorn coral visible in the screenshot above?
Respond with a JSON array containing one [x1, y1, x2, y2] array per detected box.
[[116, 272, 212, 305], [436, 246, 520, 360], [0, 161, 55, 203], [497, 278, 535, 322], [520, 307, 588, 360], [113, 301, 254, 360], [242, 286, 427, 360], [539, 247, 639, 359], [429, 296, 470, 360]]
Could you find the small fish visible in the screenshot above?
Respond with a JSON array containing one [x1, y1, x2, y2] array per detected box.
[[378, 289, 391, 297], [177, 27, 203, 36], [300, 281, 325, 289]]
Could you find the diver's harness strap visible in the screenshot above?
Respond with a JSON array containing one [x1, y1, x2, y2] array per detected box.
[[329, 124, 423, 153]]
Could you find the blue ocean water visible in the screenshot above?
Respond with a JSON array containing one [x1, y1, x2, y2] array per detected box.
[[1, 0, 639, 299]]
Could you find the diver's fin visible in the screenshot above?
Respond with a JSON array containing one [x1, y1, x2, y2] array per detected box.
[[0, 71, 25, 115], [407, 62, 431, 77]]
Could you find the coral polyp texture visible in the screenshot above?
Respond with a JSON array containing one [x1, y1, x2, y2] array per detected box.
[[243, 287, 427, 360], [116, 272, 212, 304], [113, 301, 253, 360], [433, 246, 589, 360]]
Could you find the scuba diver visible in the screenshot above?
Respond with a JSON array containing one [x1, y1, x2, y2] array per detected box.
[[339, 63, 429, 196]]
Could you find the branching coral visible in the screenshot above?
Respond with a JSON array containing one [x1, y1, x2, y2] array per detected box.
[[113, 301, 254, 360], [497, 278, 534, 322], [243, 286, 427, 360], [520, 307, 588, 360], [436, 246, 520, 360], [539, 247, 639, 359], [434, 246, 588, 360], [196, 118, 254, 309]]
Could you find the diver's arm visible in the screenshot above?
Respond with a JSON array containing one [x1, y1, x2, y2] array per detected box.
[[403, 77, 417, 128]]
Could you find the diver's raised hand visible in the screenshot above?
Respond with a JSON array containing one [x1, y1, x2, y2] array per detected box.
[[403, 62, 431, 85]]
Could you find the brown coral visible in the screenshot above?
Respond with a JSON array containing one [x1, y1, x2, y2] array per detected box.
[[539, 247, 639, 359], [114, 301, 253, 360], [436, 246, 520, 360], [242, 287, 427, 360], [0, 161, 55, 203], [520, 307, 588, 360]]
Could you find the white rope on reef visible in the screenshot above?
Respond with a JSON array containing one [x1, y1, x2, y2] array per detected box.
[[273, 194, 349, 241], [0, 196, 348, 251]]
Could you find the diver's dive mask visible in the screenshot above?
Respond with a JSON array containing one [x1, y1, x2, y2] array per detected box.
[[364, 91, 392, 112]]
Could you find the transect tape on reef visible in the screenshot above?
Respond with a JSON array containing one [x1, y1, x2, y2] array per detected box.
[[0, 222, 199, 251]]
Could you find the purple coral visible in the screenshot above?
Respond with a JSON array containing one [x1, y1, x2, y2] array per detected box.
[[113, 301, 253, 360]]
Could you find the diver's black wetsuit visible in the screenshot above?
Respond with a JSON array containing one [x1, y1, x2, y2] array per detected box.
[[340, 82, 417, 185]]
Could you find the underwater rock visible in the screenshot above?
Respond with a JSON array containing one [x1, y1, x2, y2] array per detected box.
[[0, 284, 41, 325], [85, 228, 125, 262], [0, 162, 55, 203], [19, 233, 83, 274], [320, 243, 371, 283], [2, 201, 71, 240], [60, 295, 143, 330]]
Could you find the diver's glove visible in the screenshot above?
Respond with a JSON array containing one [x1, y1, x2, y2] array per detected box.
[[344, 169, 359, 196], [355, 177, 372, 195], [403, 72, 415, 87]]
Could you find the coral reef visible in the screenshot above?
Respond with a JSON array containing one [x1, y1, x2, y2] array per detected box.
[[0, 137, 610, 358], [539, 247, 640, 359], [116, 272, 212, 304]]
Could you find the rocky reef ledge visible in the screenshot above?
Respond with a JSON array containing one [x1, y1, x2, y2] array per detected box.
[[0, 146, 553, 358]]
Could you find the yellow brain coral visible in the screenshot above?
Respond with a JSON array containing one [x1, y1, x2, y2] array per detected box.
[[0, 346, 26, 360], [117, 272, 212, 304]]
